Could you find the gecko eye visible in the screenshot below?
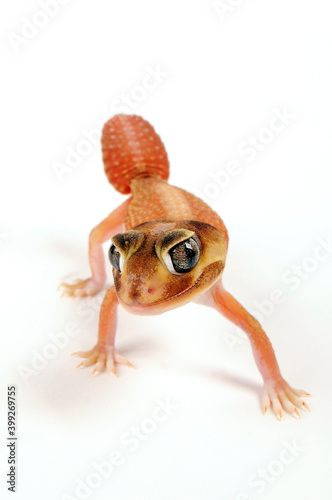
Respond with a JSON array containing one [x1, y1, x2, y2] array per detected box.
[[109, 245, 123, 272], [165, 237, 200, 274]]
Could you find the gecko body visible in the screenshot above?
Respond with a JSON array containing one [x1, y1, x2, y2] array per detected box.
[[60, 114, 310, 419]]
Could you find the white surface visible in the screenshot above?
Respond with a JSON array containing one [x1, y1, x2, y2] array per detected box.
[[1, 1, 332, 499]]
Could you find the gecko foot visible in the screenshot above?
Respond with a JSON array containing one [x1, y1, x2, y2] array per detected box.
[[262, 377, 310, 420], [72, 344, 134, 376], [58, 278, 103, 297]]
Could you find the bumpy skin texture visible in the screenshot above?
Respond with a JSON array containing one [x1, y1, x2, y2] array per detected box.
[[59, 114, 310, 419], [102, 114, 169, 194]]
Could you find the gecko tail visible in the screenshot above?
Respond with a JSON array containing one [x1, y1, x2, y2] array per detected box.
[[101, 114, 170, 194]]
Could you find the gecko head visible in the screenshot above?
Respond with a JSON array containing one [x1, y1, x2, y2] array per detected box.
[[108, 220, 227, 315]]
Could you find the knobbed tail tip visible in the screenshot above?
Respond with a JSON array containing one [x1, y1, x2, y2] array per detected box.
[[101, 114, 170, 194]]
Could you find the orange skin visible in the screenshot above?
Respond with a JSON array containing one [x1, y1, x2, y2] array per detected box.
[[59, 114, 310, 419]]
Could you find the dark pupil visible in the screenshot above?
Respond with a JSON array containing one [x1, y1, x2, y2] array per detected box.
[[109, 245, 121, 271], [169, 238, 199, 273]]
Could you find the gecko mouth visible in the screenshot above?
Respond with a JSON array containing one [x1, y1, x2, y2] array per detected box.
[[118, 261, 224, 316]]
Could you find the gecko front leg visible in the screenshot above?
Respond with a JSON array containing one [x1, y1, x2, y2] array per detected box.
[[199, 281, 310, 419], [59, 199, 131, 297], [73, 285, 133, 376]]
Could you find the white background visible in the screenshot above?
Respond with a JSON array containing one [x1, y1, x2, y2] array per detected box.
[[1, 1, 332, 499]]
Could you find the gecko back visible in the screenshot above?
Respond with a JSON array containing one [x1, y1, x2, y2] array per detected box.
[[102, 114, 228, 241], [102, 114, 170, 194]]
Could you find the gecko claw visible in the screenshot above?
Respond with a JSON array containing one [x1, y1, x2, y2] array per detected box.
[[262, 378, 310, 420], [302, 402, 310, 412], [72, 343, 133, 376], [91, 367, 100, 377], [58, 278, 103, 297]]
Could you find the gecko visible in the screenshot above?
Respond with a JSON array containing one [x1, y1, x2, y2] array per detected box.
[[59, 114, 310, 420]]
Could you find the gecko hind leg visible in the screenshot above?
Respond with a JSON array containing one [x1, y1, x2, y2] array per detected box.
[[59, 277, 102, 297], [59, 199, 131, 297]]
